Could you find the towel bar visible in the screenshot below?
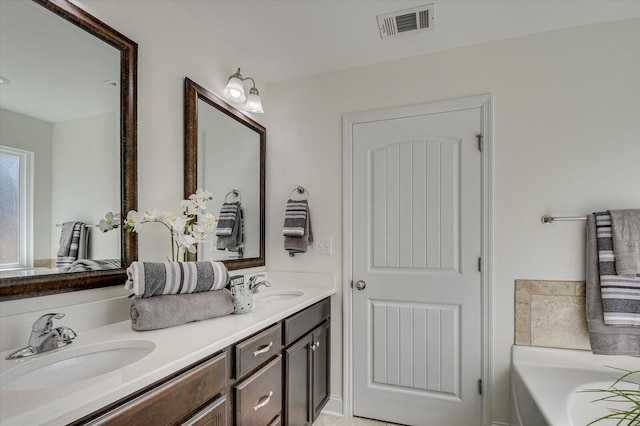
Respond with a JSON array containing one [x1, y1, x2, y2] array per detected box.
[[541, 215, 587, 224], [288, 186, 309, 200], [225, 189, 241, 203]]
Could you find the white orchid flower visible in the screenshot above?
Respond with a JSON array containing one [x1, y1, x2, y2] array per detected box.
[[180, 199, 199, 216], [125, 210, 146, 233], [176, 233, 198, 253], [197, 213, 218, 230], [143, 209, 164, 221], [98, 211, 120, 232], [165, 215, 188, 233], [123, 189, 215, 260]]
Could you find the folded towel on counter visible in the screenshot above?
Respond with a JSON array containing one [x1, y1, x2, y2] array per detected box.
[[283, 200, 313, 255], [56, 222, 88, 267], [216, 204, 244, 253], [130, 289, 234, 331], [586, 214, 640, 356], [610, 209, 640, 276], [595, 212, 640, 327], [67, 258, 121, 273], [125, 261, 228, 298]]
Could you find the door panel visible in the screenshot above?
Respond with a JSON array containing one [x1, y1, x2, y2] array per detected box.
[[352, 108, 481, 426]]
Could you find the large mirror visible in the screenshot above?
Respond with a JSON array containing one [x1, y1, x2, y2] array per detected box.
[[0, 0, 137, 300], [184, 78, 265, 269]]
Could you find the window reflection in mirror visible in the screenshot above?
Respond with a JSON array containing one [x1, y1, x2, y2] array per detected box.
[[0, 0, 124, 280]]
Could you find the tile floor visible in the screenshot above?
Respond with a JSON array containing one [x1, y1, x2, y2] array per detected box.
[[315, 414, 395, 425]]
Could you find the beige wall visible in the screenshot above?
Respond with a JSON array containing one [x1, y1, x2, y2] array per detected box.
[[264, 18, 640, 424]]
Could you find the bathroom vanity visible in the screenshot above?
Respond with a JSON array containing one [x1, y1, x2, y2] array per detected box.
[[0, 286, 334, 425]]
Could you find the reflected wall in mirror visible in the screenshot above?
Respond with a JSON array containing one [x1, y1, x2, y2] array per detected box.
[[184, 78, 265, 269], [0, 0, 137, 301]]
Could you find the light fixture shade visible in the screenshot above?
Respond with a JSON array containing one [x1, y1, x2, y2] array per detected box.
[[245, 91, 264, 113], [223, 76, 246, 103]]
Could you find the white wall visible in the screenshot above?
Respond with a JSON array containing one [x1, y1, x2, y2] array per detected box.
[[0, 108, 52, 262], [198, 99, 261, 260], [51, 112, 119, 259], [264, 18, 640, 424], [73, 0, 267, 263], [0, 1, 266, 344]]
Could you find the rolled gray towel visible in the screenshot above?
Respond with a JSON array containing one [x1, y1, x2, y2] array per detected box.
[[130, 289, 233, 331], [125, 261, 228, 298]]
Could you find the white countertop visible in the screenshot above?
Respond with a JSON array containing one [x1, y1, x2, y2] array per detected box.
[[0, 285, 335, 425]]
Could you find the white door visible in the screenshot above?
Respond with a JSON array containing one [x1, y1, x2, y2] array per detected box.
[[351, 106, 482, 425]]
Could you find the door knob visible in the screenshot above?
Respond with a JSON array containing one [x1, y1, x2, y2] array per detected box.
[[355, 280, 366, 290]]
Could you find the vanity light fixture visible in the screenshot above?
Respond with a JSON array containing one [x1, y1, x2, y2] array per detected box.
[[0, 76, 10, 85], [222, 68, 264, 113]]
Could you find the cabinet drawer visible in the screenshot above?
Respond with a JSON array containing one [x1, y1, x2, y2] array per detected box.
[[87, 352, 227, 425], [235, 323, 282, 378], [284, 298, 330, 346], [183, 394, 227, 426], [234, 355, 282, 426]]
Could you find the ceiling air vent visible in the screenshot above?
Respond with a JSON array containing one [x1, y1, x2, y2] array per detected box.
[[377, 4, 435, 40]]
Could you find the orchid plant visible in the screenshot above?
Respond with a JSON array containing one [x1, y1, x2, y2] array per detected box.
[[101, 189, 217, 261]]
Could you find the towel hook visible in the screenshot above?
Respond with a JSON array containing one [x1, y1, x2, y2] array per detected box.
[[288, 186, 309, 200], [225, 189, 241, 203]]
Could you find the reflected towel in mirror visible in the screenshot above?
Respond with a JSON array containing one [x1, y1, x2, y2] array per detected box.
[[56, 222, 88, 268]]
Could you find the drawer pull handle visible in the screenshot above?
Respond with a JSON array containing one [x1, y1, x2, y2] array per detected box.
[[253, 341, 273, 357], [253, 391, 273, 411], [311, 341, 320, 351]]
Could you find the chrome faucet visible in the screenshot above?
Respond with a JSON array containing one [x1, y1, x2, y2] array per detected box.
[[248, 274, 271, 294], [6, 313, 77, 360]]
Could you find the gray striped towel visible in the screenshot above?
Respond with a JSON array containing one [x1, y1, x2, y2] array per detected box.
[[68, 258, 121, 273], [56, 222, 88, 268], [595, 212, 640, 327], [215, 202, 239, 237], [125, 261, 229, 298], [283, 200, 308, 237], [610, 209, 640, 276], [217, 206, 244, 252]]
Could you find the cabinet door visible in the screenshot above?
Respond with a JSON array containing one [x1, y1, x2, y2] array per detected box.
[[284, 334, 312, 426], [311, 320, 330, 422]]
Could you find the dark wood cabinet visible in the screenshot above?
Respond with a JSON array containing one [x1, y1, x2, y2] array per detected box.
[[310, 321, 330, 422], [81, 352, 228, 426], [74, 297, 331, 426], [283, 299, 331, 425]]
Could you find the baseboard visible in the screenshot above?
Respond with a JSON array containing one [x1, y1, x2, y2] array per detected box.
[[320, 397, 506, 425], [321, 396, 344, 417]]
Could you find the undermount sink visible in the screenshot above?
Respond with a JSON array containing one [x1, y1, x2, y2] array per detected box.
[[253, 289, 304, 302], [1, 340, 155, 392]]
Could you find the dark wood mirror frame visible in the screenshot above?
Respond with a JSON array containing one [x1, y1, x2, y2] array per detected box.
[[0, 0, 137, 301], [184, 78, 265, 270]]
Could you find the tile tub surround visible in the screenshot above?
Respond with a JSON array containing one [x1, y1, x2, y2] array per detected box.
[[515, 280, 590, 350]]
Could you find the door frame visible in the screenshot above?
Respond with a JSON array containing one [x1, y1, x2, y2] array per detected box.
[[342, 94, 493, 425]]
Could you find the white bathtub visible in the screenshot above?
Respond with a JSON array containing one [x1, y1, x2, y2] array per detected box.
[[511, 346, 639, 426]]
